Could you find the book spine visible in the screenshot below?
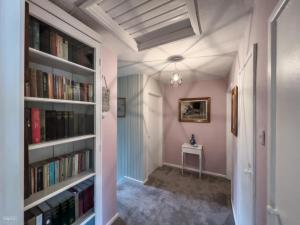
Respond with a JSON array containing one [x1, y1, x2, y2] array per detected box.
[[43, 164, 48, 189], [30, 19, 40, 50], [49, 161, 55, 186], [36, 70, 43, 98], [57, 35, 63, 58], [42, 72, 48, 98], [30, 68, 37, 97], [54, 160, 59, 184], [68, 111, 74, 137], [30, 167, 35, 194], [31, 108, 41, 144], [50, 31, 57, 56], [88, 84, 93, 102], [46, 110, 57, 140], [67, 196, 76, 224], [64, 111, 69, 138], [40, 24, 50, 53], [40, 110, 46, 142], [36, 166, 44, 192], [48, 73, 54, 99], [63, 38, 68, 60]]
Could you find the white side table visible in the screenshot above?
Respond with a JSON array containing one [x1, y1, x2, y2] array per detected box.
[[181, 143, 203, 177]]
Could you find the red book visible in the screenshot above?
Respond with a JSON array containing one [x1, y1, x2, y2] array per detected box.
[[31, 108, 41, 143]]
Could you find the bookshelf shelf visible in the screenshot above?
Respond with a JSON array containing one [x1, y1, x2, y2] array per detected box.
[[71, 209, 95, 225], [29, 48, 95, 75], [24, 171, 96, 211], [28, 134, 96, 150], [25, 96, 96, 105]]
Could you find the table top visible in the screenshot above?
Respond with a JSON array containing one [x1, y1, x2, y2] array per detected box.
[[182, 143, 203, 150]]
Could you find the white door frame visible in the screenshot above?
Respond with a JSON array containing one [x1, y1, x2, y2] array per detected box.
[[0, 1, 25, 224], [237, 43, 257, 225], [267, 0, 290, 224], [145, 92, 163, 178]]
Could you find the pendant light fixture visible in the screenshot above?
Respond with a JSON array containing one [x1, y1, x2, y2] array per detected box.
[[168, 55, 184, 87]]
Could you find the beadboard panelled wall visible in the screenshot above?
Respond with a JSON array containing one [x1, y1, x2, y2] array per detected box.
[[117, 75, 145, 182]]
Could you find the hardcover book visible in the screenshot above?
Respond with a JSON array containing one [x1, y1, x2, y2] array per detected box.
[[46, 110, 57, 140], [48, 73, 54, 99], [42, 72, 49, 98], [30, 68, 37, 97], [37, 202, 52, 225], [30, 18, 40, 50], [40, 110, 46, 142], [36, 70, 44, 98], [40, 23, 50, 53], [31, 108, 41, 144]]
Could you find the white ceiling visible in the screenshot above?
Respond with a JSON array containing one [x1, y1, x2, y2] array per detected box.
[[50, 0, 253, 83]]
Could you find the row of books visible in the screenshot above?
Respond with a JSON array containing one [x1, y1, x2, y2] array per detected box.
[[25, 179, 94, 225], [30, 17, 94, 69], [25, 108, 94, 144], [26, 68, 94, 102], [29, 149, 92, 195]]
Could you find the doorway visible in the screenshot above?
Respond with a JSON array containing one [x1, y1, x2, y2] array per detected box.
[[146, 93, 163, 177]]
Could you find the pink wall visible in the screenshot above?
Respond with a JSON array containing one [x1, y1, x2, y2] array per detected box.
[[228, 0, 278, 224], [163, 79, 227, 175], [101, 48, 118, 224]]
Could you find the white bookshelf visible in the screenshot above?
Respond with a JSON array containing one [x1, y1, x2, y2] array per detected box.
[[23, 1, 102, 225], [28, 134, 96, 150], [24, 172, 96, 211], [29, 47, 95, 75], [25, 96, 96, 105], [71, 209, 95, 225]]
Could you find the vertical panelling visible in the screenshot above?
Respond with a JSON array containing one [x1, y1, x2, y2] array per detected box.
[[117, 75, 144, 182]]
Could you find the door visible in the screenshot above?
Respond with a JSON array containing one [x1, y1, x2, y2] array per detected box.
[[237, 44, 257, 225], [268, 1, 300, 224], [147, 93, 162, 176]]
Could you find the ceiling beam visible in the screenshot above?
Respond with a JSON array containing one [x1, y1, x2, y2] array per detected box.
[[184, 0, 202, 35], [81, 1, 138, 51]]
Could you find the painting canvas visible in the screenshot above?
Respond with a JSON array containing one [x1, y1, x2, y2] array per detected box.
[[179, 97, 211, 123], [117, 97, 126, 117], [231, 86, 238, 136]]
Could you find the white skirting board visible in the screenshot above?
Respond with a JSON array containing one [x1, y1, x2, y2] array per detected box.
[[162, 162, 229, 179], [105, 213, 119, 225], [123, 176, 149, 184]]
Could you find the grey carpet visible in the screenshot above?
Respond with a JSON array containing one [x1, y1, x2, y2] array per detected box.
[[113, 166, 235, 225]]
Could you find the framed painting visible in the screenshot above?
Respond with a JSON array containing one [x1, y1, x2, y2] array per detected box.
[[179, 97, 211, 123], [117, 97, 126, 118], [231, 86, 238, 136]]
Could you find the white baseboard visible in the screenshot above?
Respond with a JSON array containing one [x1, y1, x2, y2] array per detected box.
[[105, 213, 119, 225], [124, 176, 144, 184], [231, 199, 238, 225], [163, 162, 228, 179]]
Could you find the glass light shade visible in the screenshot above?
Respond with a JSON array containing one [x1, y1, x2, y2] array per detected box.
[[170, 73, 183, 87]]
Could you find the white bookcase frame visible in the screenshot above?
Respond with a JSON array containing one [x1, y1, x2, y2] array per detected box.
[[24, 1, 103, 224]]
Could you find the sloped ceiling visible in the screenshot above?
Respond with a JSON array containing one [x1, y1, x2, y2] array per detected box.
[[50, 0, 253, 82]]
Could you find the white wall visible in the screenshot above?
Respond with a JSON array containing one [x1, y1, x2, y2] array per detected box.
[[227, 0, 278, 224]]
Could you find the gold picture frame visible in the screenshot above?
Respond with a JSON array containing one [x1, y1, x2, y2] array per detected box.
[[231, 86, 238, 136], [178, 97, 211, 123]]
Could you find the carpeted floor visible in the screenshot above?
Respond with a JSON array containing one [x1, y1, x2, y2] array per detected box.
[[113, 166, 235, 225]]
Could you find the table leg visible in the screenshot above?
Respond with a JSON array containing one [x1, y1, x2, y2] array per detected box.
[[199, 155, 202, 178], [182, 152, 184, 175]]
